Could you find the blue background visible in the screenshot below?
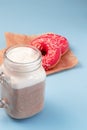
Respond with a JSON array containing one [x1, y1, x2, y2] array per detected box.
[[0, 0, 87, 130]]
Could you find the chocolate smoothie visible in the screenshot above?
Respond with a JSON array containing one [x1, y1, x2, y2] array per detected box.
[[2, 81, 45, 119]]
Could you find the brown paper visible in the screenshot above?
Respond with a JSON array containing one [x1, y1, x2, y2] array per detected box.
[[0, 49, 5, 65], [0, 32, 78, 75]]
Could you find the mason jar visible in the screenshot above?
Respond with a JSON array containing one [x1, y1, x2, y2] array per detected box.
[[0, 44, 46, 119]]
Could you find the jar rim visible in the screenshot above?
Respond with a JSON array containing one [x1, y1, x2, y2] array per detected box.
[[4, 44, 42, 65]]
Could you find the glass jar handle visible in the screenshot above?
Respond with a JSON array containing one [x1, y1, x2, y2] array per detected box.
[[0, 72, 7, 108]]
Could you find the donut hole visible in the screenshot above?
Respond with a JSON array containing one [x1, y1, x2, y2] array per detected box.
[[40, 44, 48, 56], [41, 49, 47, 56]]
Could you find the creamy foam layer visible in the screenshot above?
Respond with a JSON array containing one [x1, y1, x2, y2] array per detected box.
[[2, 64, 46, 89], [11, 68, 46, 89], [6, 47, 39, 63]]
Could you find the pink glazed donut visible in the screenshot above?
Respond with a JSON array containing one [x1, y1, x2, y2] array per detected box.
[[31, 33, 69, 70]]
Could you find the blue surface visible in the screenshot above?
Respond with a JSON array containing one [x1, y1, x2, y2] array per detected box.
[[0, 0, 87, 130]]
